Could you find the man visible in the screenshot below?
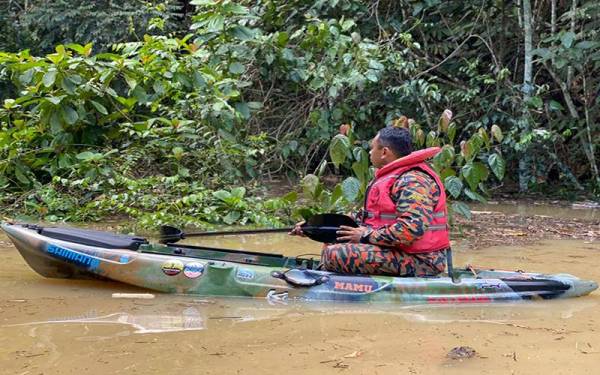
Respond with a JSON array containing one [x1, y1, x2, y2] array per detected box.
[[291, 126, 449, 277]]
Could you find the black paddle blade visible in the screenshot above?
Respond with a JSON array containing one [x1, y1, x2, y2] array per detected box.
[[159, 225, 184, 243], [302, 213, 358, 243], [305, 213, 358, 227]]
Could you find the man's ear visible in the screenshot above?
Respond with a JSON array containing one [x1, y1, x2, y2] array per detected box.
[[382, 147, 398, 159]]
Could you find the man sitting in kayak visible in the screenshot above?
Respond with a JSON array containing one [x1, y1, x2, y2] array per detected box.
[[291, 126, 449, 277]]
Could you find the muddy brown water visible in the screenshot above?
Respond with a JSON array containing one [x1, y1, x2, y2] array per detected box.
[[1, 207, 599, 374]]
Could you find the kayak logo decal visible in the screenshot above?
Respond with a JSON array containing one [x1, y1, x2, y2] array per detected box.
[[46, 244, 100, 270], [236, 268, 255, 281], [183, 262, 205, 279], [161, 260, 184, 276], [266, 290, 288, 304], [478, 282, 503, 289], [332, 279, 378, 293]]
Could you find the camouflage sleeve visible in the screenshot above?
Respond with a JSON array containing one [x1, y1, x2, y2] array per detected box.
[[366, 170, 439, 247]]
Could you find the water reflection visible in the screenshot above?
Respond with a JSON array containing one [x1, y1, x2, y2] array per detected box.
[[5, 295, 597, 335]]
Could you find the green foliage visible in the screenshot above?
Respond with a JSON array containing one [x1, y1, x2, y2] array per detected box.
[[1, 1, 182, 54], [1, 172, 293, 228]]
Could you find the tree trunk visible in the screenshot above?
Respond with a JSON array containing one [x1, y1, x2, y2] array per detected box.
[[519, 0, 534, 192]]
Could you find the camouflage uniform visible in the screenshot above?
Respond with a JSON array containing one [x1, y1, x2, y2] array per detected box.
[[321, 170, 447, 277]]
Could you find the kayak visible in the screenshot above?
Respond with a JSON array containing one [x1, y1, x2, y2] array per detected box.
[[2, 222, 597, 304]]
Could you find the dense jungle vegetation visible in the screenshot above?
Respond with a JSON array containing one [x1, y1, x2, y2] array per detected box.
[[0, 0, 598, 228]]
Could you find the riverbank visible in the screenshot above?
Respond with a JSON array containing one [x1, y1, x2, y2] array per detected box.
[[454, 202, 598, 249]]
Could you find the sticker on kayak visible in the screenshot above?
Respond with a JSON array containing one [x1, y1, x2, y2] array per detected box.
[[236, 268, 255, 281], [266, 290, 288, 304], [46, 244, 100, 270], [183, 262, 205, 279], [161, 260, 184, 276], [331, 278, 379, 293]]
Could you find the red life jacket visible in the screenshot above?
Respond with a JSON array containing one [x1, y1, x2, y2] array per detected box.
[[361, 147, 450, 254]]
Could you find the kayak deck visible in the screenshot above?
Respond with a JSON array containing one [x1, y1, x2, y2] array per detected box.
[[2, 223, 597, 303]]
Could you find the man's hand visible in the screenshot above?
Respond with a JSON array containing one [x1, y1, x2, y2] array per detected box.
[[288, 220, 306, 236], [336, 225, 370, 243]]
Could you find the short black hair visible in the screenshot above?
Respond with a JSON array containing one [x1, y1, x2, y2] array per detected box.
[[377, 126, 412, 157]]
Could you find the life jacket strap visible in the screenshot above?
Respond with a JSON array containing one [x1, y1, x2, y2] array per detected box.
[[359, 210, 446, 221]]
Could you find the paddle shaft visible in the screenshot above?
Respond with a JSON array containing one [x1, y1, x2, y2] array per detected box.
[[164, 227, 293, 240], [159, 214, 359, 244], [160, 225, 344, 241]]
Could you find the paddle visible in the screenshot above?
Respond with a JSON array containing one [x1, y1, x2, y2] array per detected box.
[[159, 213, 359, 244]]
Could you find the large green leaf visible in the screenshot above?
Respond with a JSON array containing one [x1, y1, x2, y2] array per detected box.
[[473, 162, 489, 182], [42, 70, 57, 87], [331, 184, 343, 205], [452, 201, 471, 220], [231, 26, 256, 41], [76, 151, 100, 161], [329, 134, 350, 168], [231, 187, 246, 199], [447, 123, 457, 144], [444, 176, 463, 198], [301, 174, 320, 198], [490, 124, 503, 142], [61, 105, 79, 125], [341, 177, 360, 202], [223, 211, 241, 224], [229, 62, 245, 74], [488, 153, 506, 180], [461, 162, 480, 191], [213, 190, 232, 202], [90, 100, 108, 115], [206, 15, 225, 32], [463, 188, 487, 203], [14, 164, 30, 185], [560, 31, 576, 48]]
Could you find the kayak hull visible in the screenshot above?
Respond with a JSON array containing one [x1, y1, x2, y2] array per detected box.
[[2, 223, 597, 303]]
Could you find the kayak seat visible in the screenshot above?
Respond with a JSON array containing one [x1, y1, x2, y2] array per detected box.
[[38, 226, 148, 250]]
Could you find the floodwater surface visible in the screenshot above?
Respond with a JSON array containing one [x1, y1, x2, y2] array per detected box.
[[1, 207, 599, 374]]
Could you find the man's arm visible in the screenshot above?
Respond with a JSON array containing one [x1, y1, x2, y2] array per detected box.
[[364, 170, 439, 246]]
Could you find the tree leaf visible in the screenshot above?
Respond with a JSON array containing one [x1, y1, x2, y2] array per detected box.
[[61, 105, 79, 125], [473, 161, 489, 182], [231, 186, 246, 199], [452, 201, 471, 220], [331, 183, 343, 204], [235, 102, 250, 119], [42, 70, 58, 87], [213, 190, 232, 202], [14, 165, 30, 185], [76, 151, 97, 160], [444, 176, 463, 198], [223, 211, 241, 224], [447, 123, 457, 143], [91, 100, 108, 115], [229, 62, 245, 74], [329, 134, 350, 168], [560, 31, 576, 48], [206, 15, 224, 32], [341, 177, 360, 202], [488, 153, 506, 180], [461, 162, 480, 191], [463, 188, 487, 203], [490, 124, 503, 142], [231, 26, 256, 41], [301, 174, 320, 199], [46, 96, 66, 105]]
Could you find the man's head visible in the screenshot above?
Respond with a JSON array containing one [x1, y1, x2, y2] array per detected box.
[[369, 126, 413, 168]]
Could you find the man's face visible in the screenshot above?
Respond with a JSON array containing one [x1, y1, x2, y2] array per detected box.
[[369, 134, 385, 168]]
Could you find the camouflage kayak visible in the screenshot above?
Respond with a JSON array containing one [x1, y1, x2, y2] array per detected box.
[[2, 223, 597, 304]]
